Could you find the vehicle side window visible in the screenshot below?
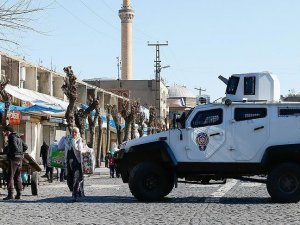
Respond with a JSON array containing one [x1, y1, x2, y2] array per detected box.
[[191, 109, 223, 128], [226, 76, 239, 95], [234, 108, 267, 121], [278, 107, 300, 117], [244, 76, 256, 95]]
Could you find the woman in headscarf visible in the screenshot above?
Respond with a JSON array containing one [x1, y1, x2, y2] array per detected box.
[[58, 127, 84, 202]]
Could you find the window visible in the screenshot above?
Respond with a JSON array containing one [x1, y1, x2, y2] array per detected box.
[[278, 108, 300, 117], [244, 76, 256, 95], [226, 76, 240, 95], [191, 109, 223, 128], [234, 108, 267, 121]]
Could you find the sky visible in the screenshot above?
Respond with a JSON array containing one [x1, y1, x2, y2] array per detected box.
[[4, 0, 300, 101]]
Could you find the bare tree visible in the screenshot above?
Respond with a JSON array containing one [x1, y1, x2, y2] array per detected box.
[[106, 104, 122, 146], [120, 101, 130, 141], [136, 111, 145, 138], [104, 104, 111, 153], [130, 101, 140, 139], [62, 66, 77, 134], [145, 106, 157, 135], [62, 67, 98, 141], [0, 0, 44, 46], [96, 109, 103, 168], [121, 100, 139, 141], [87, 96, 100, 148], [0, 75, 11, 126], [74, 95, 98, 142], [0, 74, 11, 150]]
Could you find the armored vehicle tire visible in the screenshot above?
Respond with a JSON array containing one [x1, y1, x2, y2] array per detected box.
[[267, 163, 300, 203], [129, 162, 168, 202], [163, 176, 174, 197], [31, 171, 39, 196]]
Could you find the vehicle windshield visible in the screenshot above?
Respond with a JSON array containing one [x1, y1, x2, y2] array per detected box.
[[185, 107, 194, 120]]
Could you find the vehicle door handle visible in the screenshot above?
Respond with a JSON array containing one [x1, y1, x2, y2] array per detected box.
[[254, 126, 264, 131], [210, 132, 221, 137]]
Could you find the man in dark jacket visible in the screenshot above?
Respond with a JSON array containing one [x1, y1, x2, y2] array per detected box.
[[3, 125, 26, 200], [40, 141, 48, 170]]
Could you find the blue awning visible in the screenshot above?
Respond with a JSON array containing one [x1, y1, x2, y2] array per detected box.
[[101, 115, 125, 129], [22, 104, 64, 113], [0, 102, 64, 113], [0, 102, 26, 113], [81, 103, 125, 129]]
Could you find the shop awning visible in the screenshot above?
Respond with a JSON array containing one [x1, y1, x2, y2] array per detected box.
[[4, 84, 68, 115], [0, 102, 26, 113], [22, 104, 64, 113], [101, 115, 125, 129], [80, 104, 125, 129]]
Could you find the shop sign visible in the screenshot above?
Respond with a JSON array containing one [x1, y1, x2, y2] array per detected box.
[[49, 118, 67, 124], [49, 117, 63, 123], [21, 115, 31, 121], [8, 110, 21, 125]]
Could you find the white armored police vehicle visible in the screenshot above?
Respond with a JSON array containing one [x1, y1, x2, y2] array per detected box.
[[117, 72, 300, 203]]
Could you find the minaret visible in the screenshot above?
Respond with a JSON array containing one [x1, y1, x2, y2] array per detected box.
[[119, 0, 134, 80]]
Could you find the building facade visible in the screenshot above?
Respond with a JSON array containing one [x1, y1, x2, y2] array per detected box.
[[167, 85, 196, 126], [83, 79, 169, 120], [0, 52, 127, 161]]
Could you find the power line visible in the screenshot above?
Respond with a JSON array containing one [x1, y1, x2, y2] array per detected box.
[[101, 0, 117, 14], [54, 0, 117, 41], [79, 0, 119, 31]]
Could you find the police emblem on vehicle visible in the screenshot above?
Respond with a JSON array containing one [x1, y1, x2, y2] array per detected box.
[[196, 132, 209, 151]]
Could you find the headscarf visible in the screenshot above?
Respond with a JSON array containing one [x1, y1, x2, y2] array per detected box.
[[70, 127, 81, 150]]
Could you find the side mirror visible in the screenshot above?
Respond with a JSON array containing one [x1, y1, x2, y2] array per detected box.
[[175, 112, 186, 129]]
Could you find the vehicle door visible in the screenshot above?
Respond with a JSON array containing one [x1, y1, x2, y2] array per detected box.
[[230, 106, 269, 161], [185, 107, 226, 161]]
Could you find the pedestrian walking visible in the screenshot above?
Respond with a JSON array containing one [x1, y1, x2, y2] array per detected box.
[[108, 153, 115, 178], [59, 168, 65, 182], [113, 151, 121, 178], [3, 125, 28, 200], [40, 141, 48, 170], [105, 152, 109, 168], [58, 127, 84, 202]]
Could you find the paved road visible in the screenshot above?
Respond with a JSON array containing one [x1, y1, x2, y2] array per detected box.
[[0, 174, 299, 225]]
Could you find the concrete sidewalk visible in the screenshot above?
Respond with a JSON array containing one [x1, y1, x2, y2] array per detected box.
[[93, 166, 109, 176], [39, 165, 110, 176]]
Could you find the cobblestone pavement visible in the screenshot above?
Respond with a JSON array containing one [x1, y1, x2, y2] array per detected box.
[[0, 175, 300, 225]]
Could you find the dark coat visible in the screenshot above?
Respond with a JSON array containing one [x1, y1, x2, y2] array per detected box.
[[6, 132, 24, 160], [40, 143, 49, 159]]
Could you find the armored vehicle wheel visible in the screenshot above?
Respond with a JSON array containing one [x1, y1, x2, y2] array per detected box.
[[31, 171, 39, 196], [267, 163, 300, 203], [129, 162, 168, 202], [163, 176, 174, 197]]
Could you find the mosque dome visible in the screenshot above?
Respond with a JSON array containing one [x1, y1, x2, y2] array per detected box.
[[168, 85, 196, 98]]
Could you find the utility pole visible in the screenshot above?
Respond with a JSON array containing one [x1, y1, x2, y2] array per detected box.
[[195, 87, 208, 105], [148, 41, 168, 119], [148, 41, 168, 81], [195, 87, 206, 96]]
